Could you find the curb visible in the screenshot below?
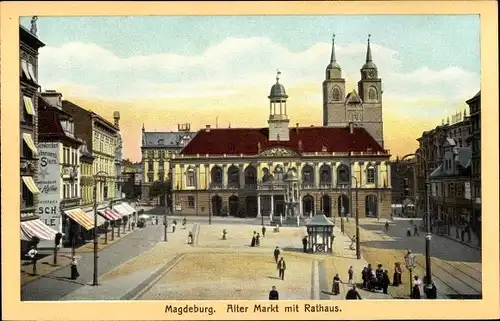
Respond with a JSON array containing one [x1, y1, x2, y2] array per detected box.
[[440, 234, 481, 251], [21, 227, 141, 287], [121, 253, 186, 300]]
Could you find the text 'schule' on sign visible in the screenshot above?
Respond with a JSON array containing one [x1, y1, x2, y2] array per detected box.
[[37, 142, 61, 231]]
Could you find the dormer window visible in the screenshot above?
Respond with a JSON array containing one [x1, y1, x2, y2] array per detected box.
[[158, 139, 164, 145]]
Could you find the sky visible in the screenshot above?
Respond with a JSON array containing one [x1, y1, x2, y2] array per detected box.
[[21, 15, 480, 162]]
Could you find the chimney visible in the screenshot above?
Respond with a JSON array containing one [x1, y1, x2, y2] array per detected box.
[[349, 122, 354, 134], [205, 125, 211, 132], [41, 90, 63, 110], [113, 111, 120, 128], [296, 123, 299, 134]]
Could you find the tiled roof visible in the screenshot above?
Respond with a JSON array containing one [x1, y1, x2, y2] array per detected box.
[[142, 132, 197, 148], [38, 97, 82, 145], [180, 126, 385, 156]]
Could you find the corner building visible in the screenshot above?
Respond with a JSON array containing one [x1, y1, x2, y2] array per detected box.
[[171, 35, 392, 219]]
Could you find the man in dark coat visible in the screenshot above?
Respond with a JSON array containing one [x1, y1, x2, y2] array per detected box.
[[332, 273, 341, 295], [273, 246, 280, 263], [425, 281, 438, 299], [345, 285, 362, 300], [269, 286, 279, 300], [277, 257, 286, 280], [413, 225, 419, 236], [262, 225, 266, 237], [382, 270, 391, 294], [361, 267, 368, 288], [302, 236, 308, 253]]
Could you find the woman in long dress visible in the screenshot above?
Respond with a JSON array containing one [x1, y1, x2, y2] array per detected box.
[[70, 256, 80, 280]]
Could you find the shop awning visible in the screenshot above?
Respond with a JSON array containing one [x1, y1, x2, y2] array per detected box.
[[64, 208, 95, 230], [98, 209, 122, 221], [120, 203, 136, 214], [83, 211, 106, 227], [113, 204, 133, 216], [21, 219, 60, 241], [22, 176, 40, 194], [21, 60, 32, 80], [22, 133, 38, 155], [23, 96, 36, 115]]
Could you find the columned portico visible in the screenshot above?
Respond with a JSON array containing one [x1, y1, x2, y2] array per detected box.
[[257, 194, 261, 217], [270, 195, 274, 215]]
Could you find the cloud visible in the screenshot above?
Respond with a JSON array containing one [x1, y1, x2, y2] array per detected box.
[[37, 37, 480, 161]]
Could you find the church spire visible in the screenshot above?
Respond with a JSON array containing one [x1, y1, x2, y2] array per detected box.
[[366, 34, 372, 63], [326, 33, 342, 79], [330, 33, 337, 64]]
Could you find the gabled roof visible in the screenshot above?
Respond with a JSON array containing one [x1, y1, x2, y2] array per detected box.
[[454, 147, 472, 168], [38, 97, 82, 145], [142, 132, 197, 148], [180, 126, 385, 156], [345, 90, 362, 104]]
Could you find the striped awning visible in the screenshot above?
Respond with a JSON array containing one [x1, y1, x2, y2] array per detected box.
[[22, 133, 38, 154], [21, 60, 31, 80], [64, 208, 94, 230], [22, 176, 40, 194], [84, 211, 106, 227], [121, 203, 136, 213], [98, 209, 122, 221], [23, 96, 36, 115], [113, 204, 132, 216], [21, 219, 60, 241]]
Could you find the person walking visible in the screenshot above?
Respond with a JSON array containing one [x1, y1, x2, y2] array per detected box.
[[188, 231, 193, 244], [332, 273, 341, 295], [70, 256, 80, 280], [393, 262, 402, 286], [361, 266, 368, 289], [425, 280, 438, 299], [172, 221, 177, 233], [256, 233, 261, 247], [182, 217, 187, 229], [269, 286, 279, 300], [251, 232, 257, 247], [382, 270, 391, 294], [345, 285, 362, 300], [413, 224, 419, 236], [348, 266, 354, 284], [277, 257, 286, 280], [302, 236, 308, 253], [27, 246, 38, 276], [273, 246, 280, 263], [385, 221, 390, 232], [411, 276, 422, 299], [262, 225, 266, 237]]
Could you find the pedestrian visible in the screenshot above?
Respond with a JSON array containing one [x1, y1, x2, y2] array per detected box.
[[382, 270, 390, 294], [332, 273, 341, 295], [262, 225, 266, 237], [348, 266, 354, 284], [27, 246, 38, 276], [273, 246, 280, 263], [172, 221, 177, 233], [345, 284, 362, 300], [70, 256, 80, 280], [413, 225, 419, 236], [269, 286, 279, 300], [349, 235, 356, 250], [250, 234, 256, 247], [155, 216, 159, 225], [393, 262, 402, 286], [412, 276, 421, 299], [182, 217, 187, 229], [376, 264, 384, 283], [302, 236, 308, 253], [256, 233, 261, 246], [461, 228, 465, 242], [425, 280, 438, 299], [385, 221, 390, 231], [222, 229, 227, 240], [188, 231, 193, 244], [277, 257, 286, 280], [361, 266, 368, 288]]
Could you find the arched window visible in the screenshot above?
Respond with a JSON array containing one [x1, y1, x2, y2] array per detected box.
[[336, 165, 350, 185], [274, 166, 284, 182], [368, 87, 377, 100], [332, 87, 341, 101], [366, 166, 375, 184], [186, 168, 196, 187]]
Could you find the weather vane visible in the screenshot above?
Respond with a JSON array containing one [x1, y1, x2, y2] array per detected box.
[[276, 69, 281, 82], [368, 34, 371, 42]]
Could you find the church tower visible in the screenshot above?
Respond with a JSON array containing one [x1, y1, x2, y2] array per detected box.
[[322, 34, 346, 127], [357, 34, 384, 147], [268, 70, 290, 141]]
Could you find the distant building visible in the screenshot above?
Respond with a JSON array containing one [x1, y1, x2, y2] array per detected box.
[[390, 158, 418, 208], [140, 123, 197, 204]]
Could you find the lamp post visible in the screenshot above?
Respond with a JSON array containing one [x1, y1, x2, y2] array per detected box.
[[92, 170, 109, 286], [350, 175, 360, 259], [404, 250, 416, 298], [339, 185, 345, 234], [208, 186, 213, 225], [164, 183, 168, 242], [398, 153, 432, 297]]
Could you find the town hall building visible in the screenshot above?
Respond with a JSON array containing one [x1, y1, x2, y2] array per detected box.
[[170, 35, 392, 219]]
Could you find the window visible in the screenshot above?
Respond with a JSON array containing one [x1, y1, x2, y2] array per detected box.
[[148, 174, 154, 183], [21, 182, 34, 207], [332, 87, 341, 101], [187, 196, 195, 208], [159, 151, 165, 159], [274, 166, 284, 182], [337, 165, 350, 184], [148, 159, 154, 172], [22, 139, 33, 159], [366, 166, 376, 184], [368, 87, 377, 100], [187, 169, 196, 187]]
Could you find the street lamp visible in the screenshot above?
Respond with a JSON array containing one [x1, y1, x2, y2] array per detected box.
[[350, 175, 360, 259], [339, 185, 345, 234], [398, 153, 433, 297], [92, 170, 109, 286], [404, 250, 417, 298], [208, 186, 212, 225]]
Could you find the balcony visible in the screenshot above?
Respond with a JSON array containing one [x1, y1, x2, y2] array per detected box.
[[301, 182, 315, 189], [227, 182, 240, 189], [258, 182, 285, 191], [244, 183, 258, 190], [319, 183, 332, 189], [209, 182, 223, 189], [20, 158, 36, 176]]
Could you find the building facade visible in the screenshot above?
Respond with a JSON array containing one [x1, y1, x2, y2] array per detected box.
[[20, 24, 45, 224], [113, 111, 124, 199], [465, 91, 481, 242], [323, 35, 384, 148], [37, 91, 83, 235], [140, 123, 196, 204], [79, 142, 94, 207], [171, 51, 392, 219], [61, 101, 120, 203]]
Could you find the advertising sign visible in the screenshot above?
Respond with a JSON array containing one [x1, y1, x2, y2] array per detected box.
[[37, 142, 62, 232]]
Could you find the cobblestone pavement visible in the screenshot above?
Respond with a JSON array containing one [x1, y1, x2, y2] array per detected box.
[[21, 221, 170, 301], [341, 218, 482, 299]]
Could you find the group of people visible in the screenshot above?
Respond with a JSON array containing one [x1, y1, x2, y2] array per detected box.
[[361, 264, 391, 294], [273, 246, 287, 280]]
